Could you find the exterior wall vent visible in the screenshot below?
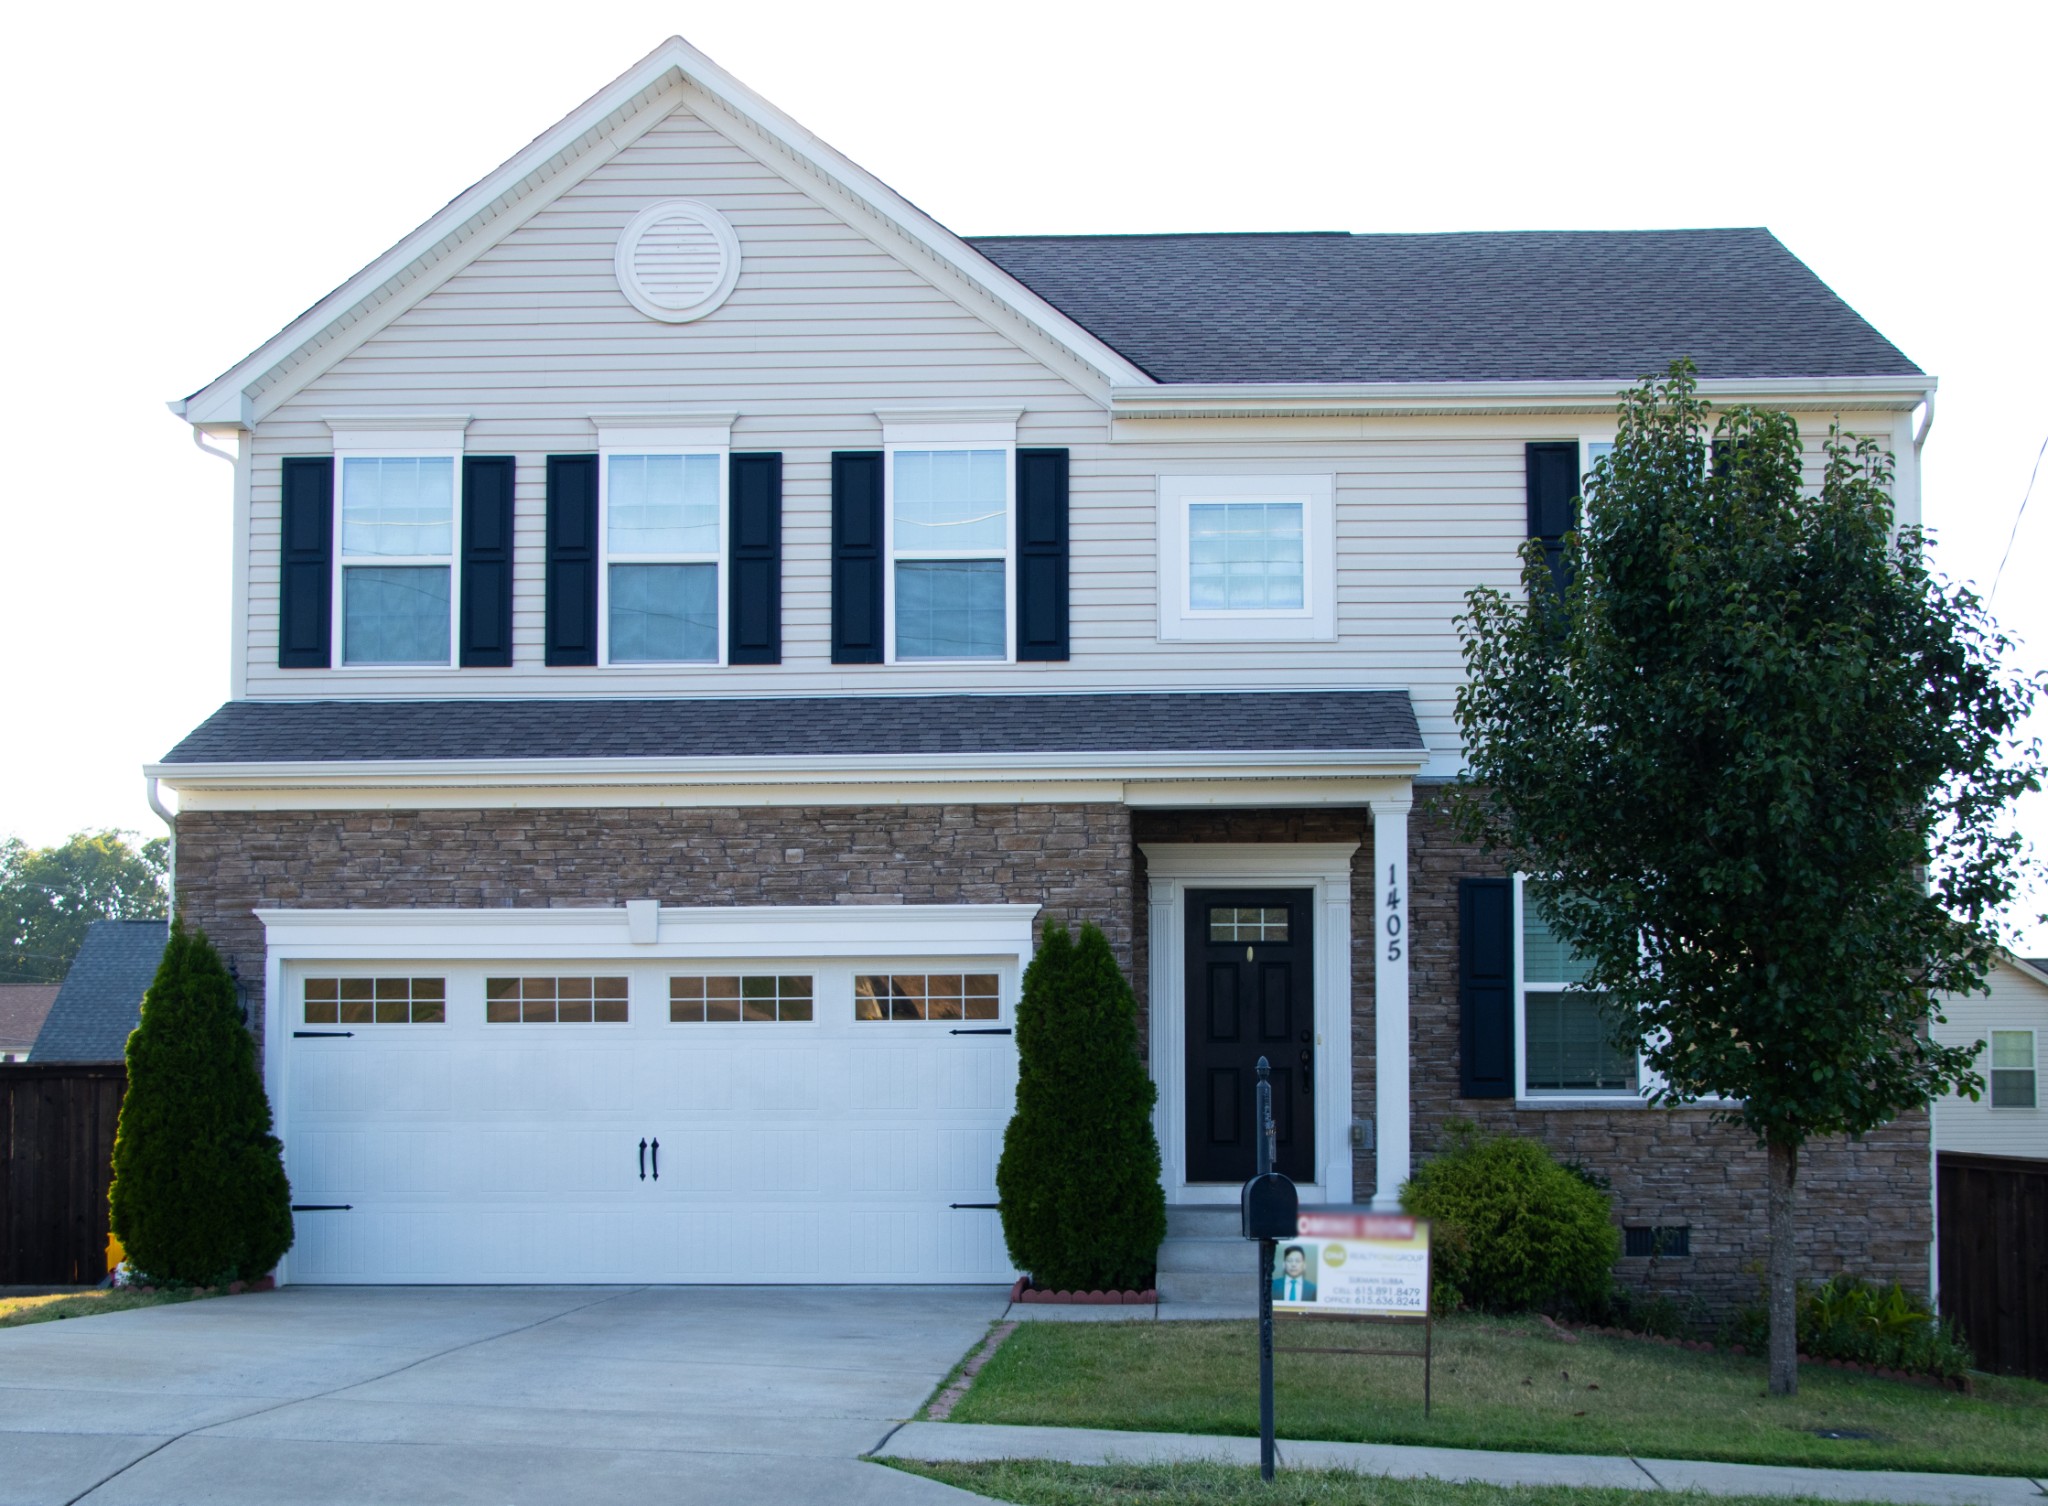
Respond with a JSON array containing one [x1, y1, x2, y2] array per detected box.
[[614, 200, 742, 323], [1622, 1225, 1691, 1258]]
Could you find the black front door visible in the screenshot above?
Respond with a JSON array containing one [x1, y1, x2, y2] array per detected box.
[[1185, 888, 1315, 1183]]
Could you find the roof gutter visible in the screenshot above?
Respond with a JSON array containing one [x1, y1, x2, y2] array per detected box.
[[1109, 375, 1937, 421]]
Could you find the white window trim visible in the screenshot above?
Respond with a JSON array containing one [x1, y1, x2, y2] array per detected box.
[[1989, 1028, 2038, 1110], [596, 435, 730, 667], [1157, 473, 1336, 642], [330, 438, 464, 672], [1513, 872, 1652, 1107], [883, 438, 1017, 665]]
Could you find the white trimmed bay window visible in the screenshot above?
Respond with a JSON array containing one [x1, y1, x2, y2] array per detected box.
[[601, 448, 726, 664], [1515, 876, 1642, 1099], [888, 447, 1012, 661], [337, 453, 457, 666]]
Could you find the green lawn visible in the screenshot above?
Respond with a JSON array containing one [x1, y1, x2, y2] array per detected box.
[[0, 1287, 211, 1329], [938, 1316, 2048, 1478], [887, 1461, 1906, 1506]]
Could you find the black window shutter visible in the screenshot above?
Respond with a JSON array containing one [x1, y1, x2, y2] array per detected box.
[[830, 451, 884, 664], [459, 457, 515, 668], [1015, 447, 1069, 661], [545, 454, 599, 667], [1525, 441, 1579, 599], [278, 456, 333, 668], [728, 452, 783, 666], [1459, 877, 1515, 1098]]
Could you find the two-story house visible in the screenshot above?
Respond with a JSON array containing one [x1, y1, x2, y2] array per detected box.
[[154, 36, 1937, 1299]]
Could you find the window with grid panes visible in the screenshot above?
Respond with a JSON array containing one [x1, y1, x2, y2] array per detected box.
[[853, 973, 1000, 1022], [485, 976, 629, 1023], [305, 977, 445, 1025], [669, 976, 814, 1023]]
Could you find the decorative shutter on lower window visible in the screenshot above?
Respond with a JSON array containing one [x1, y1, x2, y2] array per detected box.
[[728, 452, 783, 666], [1459, 877, 1515, 1098], [459, 457, 515, 668], [830, 451, 884, 664], [1015, 447, 1070, 661], [278, 456, 333, 668], [1525, 441, 1579, 599], [545, 454, 599, 667]]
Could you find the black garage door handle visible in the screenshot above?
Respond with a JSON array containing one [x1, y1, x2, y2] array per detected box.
[[293, 1031, 354, 1038], [651, 1138, 659, 1180], [638, 1138, 646, 1180], [950, 1028, 1012, 1036]]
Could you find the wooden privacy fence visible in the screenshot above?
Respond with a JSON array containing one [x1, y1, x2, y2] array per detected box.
[[0, 1063, 125, 1286], [1938, 1151, 2048, 1382]]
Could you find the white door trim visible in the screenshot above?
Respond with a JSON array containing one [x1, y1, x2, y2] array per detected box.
[[1141, 842, 1358, 1206]]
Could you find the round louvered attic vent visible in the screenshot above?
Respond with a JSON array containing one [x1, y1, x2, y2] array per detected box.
[[614, 200, 742, 323]]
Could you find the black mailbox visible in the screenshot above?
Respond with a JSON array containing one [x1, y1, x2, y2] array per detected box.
[[1240, 1171, 1299, 1241]]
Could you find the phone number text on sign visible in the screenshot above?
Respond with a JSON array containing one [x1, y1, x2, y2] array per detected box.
[[1275, 1213, 1430, 1317]]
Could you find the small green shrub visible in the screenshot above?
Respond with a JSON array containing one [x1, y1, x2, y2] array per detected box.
[[1399, 1124, 1618, 1314], [996, 920, 1165, 1292], [109, 925, 293, 1285], [1731, 1274, 1974, 1379]]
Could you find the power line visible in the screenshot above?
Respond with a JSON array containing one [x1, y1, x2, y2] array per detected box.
[[1989, 431, 2048, 603]]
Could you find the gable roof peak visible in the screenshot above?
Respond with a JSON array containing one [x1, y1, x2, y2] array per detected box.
[[175, 34, 1153, 429]]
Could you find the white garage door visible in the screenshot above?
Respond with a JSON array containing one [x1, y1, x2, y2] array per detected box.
[[280, 956, 1018, 1283]]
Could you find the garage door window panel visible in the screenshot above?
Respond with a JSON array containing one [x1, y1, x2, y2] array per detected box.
[[305, 976, 445, 1025], [855, 973, 1000, 1022], [486, 976, 629, 1023], [670, 975, 814, 1023]]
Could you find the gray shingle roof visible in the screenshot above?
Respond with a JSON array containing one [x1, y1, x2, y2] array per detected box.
[[0, 985, 60, 1054], [160, 692, 1423, 765], [32, 921, 169, 1064], [969, 229, 1919, 384]]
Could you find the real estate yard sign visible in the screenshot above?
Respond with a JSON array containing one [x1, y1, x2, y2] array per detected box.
[[1273, 1212, 1430, 1316]]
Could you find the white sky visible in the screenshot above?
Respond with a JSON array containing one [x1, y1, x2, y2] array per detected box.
[[3, 1, 2044, 939]]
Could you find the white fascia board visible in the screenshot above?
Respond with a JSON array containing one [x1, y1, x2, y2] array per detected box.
[[1109, 374, 1938, 422], [177, 35, 1152, 431], [149, 747, 1429, 792], [256, 902, 1041, 959]]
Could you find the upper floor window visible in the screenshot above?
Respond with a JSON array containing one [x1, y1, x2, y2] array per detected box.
[[338, 454, 456, 665], [1991, 1029, 2038, 1108], [889, 447, 1011, 661], [602, 450, 725, 664], [1517, 877, 1640, 1098], [1158, 474, 1335, 641]]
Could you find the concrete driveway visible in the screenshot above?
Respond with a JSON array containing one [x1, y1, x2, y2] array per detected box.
[[0, 1285, 1007, 1505]]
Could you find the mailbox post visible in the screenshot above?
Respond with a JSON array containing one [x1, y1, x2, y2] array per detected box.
[[1240, 1056, 1296, 1483]]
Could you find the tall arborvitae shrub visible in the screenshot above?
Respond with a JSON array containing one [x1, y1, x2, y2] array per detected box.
[[996, 919, 1165, 1291], [110, 925, 293, 1284]]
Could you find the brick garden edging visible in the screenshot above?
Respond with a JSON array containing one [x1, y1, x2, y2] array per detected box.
[[1008, 1278, 1158, 1305], [926, 1321, 1018, 1421]]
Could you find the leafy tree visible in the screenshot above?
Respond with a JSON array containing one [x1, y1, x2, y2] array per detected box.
[[0, 829, 168, 983], [996, 919, 1166, 1291], [1453, 362, 2038, 1395], [109, 925, 293, 1285]]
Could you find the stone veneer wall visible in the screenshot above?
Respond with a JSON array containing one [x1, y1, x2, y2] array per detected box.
[[1134, 798, 1931, 1315], [176, 803, 1135, 1054]]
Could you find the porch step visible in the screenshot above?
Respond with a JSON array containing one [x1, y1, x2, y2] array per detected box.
[[1156, 1205, 1257, 1305]]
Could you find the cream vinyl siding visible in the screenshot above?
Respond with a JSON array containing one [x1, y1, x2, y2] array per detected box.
[[1934, 959, 2048, 1161], [236, 99, 1911, 779]]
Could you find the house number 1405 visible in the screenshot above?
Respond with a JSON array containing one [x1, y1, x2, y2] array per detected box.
[[1385, 863, 1404, 962]]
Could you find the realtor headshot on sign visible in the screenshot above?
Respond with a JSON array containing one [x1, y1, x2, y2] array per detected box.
[[1273, 1245, 1319, 1304]]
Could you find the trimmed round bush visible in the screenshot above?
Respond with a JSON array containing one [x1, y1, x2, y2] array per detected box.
[[1400, 1126, 1618, 1313]]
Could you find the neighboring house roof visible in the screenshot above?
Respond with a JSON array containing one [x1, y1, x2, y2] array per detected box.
[[969, 230, 1921, 385], [31, 922, 169, 1063], [0, 985, 61, 1055], [157, 691, 1424, 765]]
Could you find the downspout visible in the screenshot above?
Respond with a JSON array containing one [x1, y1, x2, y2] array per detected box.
[[1913, 387, 1939, 1314], [144, 776, 175, 937]]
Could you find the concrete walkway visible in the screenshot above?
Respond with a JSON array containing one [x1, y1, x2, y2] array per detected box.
[[0, 1285, 1011, 1505], [878, 1421, 2048, 1504]]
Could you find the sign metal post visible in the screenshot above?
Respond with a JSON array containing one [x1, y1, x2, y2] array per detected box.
[[1255, 1057, 1276, 1483]]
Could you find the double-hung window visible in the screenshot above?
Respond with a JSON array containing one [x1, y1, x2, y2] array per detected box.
[[1158, 474, 1335, 641], [336, 452, 457, 666], [1516, 876, 1641, 1098], [1990, 1030, 2038, 1108], [600, 445, 726, 664], [888, 447, 1012, 661]]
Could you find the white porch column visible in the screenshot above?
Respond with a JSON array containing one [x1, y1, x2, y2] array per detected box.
[[1370, 797, 1412, 1211]]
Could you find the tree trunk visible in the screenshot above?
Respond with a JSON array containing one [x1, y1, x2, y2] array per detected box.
[[1766, 1138, 1799, 1397]]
